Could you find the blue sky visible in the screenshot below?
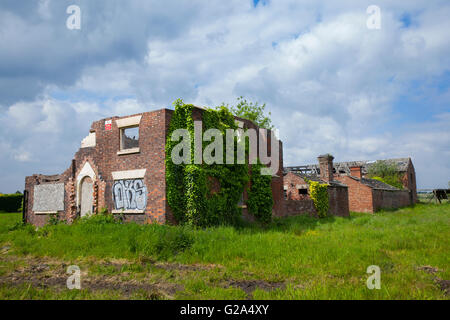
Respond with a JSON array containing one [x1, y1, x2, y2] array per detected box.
[[0, 0, 449, 192]]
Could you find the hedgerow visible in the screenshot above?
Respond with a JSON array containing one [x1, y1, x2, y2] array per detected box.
[[0, 194, 23, 212]]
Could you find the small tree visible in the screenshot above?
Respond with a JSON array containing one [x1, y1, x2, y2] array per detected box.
[[227, 96, 273, 130], [367, 160, 403, 189]]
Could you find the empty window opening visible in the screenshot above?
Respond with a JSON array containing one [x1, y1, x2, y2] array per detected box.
[[121, 126, 139, 150], [298, 188, 308, 195]]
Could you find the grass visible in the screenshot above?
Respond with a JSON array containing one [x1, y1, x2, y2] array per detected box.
[[0, 203, 449, 300]]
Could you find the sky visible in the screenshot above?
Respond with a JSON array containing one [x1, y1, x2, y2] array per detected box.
[[0, 0, 449, 192]]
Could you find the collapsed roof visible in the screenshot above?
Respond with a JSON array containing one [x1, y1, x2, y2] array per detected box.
[[285, 158, 411, 176]]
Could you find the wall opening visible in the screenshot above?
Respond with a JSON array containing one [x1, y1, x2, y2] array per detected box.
[[121, 126, 139, 150]]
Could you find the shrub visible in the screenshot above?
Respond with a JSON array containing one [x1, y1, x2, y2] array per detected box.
[[153, 227, 194, 259], [308, 181, 329, 218], [0, 194, 23, 212], [367, 160, 404, 189], [78, 213, 118, 225], [371, 176, 404, 190]]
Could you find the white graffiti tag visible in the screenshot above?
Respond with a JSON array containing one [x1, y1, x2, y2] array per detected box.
[[113, 179, 147, 210]]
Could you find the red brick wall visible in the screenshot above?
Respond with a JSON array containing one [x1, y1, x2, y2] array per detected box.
[[284, 199, 317, 217], [24, 171, 72, 227], [401, 159, 418, 203], [270, 140, 285, 218], [328, 186, 350, 217], [283, 172, 349, 217], [24, 107, 285, 226], [372, 189, 411, 211], [283, 172, 309, 201], [335, 175, 374, 213]]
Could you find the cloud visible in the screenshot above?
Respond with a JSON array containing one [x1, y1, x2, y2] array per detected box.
[[0, 0, 449, 192]]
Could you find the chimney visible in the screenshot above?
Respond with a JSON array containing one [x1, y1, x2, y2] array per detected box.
[[318, 154, 334, 183], [350, 166, 362, 179]]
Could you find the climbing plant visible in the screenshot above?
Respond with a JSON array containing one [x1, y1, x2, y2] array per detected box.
[[307, 180, 329, 218], [166, 99, 274, 227], [247, 162, 274, 224]]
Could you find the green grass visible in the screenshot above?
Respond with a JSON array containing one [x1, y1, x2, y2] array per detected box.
[[0, 204, 449, 299]]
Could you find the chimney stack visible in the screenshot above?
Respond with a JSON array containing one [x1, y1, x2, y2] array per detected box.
[[350, 166, 362, 179], [318, 154, 334, 182]]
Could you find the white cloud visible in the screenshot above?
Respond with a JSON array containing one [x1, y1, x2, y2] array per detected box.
[[0, 0, 449, 191]]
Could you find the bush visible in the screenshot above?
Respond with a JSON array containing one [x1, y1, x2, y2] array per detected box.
[[367, 161, 404, 189], [153, 227, 194, 259], [0, 194, 23, 212], [78, 213, 118, 225], [308, 181, 329, 218], [371, 176, 404, 189]]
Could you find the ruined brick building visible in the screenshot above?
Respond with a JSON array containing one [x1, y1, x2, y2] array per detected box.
[[283, 155, 350, 217], [23, 107, 285, 226], [23, 107, 417, 226], [285, 157, 417, 213]]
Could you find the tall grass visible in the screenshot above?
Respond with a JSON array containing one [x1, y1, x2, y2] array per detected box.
[[0, 203, 449, 299]]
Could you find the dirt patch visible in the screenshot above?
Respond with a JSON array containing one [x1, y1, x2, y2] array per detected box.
[[417, 265, 448, 296], [0, 245, 11, 254], [153, 262, 221, 272], [0, 255, 182, 299], [417, 265, 442, 274], [225, 280, 285, 298], [435, 279, 450, 296], [98, 256, 222, 274]]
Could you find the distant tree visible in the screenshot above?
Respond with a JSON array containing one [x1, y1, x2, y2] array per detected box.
[[227, 96, 273, 130], [367, 161, 403, 189], [15, 190, 22, 194], [367, 161, 398, 177]]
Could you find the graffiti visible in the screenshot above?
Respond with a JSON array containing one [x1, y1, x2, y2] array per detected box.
[[113, 179, 147, 211]]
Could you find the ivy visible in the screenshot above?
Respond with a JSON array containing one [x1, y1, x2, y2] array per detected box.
[[165, 99, 194, 224], [247, 162, 273, 224], [166, 99, 269, 227], [307, 180, 329, 218]]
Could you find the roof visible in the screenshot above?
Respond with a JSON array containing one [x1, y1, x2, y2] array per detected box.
[[285, 158, 411, 176], [357, 177, 400, 191], [284, 171, 347, 188]]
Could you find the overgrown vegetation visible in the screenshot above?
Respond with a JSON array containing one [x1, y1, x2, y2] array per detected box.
[[0, 203, 449, 299], [367, 160, 404, 189], [165, 99, 272, 227], [247, 162, 274, 224], [306, 180, 329, 218], [0, 193, 23, 212], [228, 96, 273, 130]]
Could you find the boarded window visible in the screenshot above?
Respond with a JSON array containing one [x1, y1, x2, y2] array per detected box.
[[32, 183, 65, 212]]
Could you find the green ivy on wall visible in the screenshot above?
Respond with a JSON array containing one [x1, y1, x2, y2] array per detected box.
[[247, 162, 274, 224], [165, 99, 273, 227], [307, 180, 329, 218]]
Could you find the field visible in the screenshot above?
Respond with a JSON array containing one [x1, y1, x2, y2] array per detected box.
[[0, 203, 449, 300]]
